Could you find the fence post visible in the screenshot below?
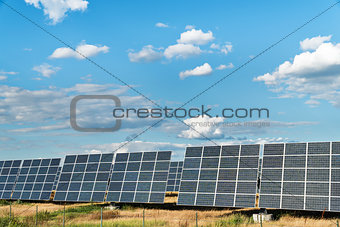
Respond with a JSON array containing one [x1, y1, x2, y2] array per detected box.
[[63, 204, 65, 227], [9, 201, 11, 220], [100, 207, 103, 227], [36, 205, 38, 226], [260, 214, 262, 227], [196, 212, 198, 227], [337, 220, 339, 227], [143, 208, 145, 227]]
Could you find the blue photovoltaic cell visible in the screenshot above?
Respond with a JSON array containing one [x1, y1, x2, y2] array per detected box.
[[0, 160, 22, 199], [178, 145, 259, 208], [259, 142, 340, 212], [106, 151, 171, 204], [54, 153, 113, 202], [167, 161, 183, 192], [12, 158, 61, 201]]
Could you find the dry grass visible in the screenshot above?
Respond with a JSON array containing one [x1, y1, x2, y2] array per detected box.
[[0, 202, 339, 227]]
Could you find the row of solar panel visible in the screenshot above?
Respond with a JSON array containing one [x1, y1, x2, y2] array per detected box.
[[259, 142, 340, 212], [2, 142, 340, 212], [0, 152, 176, 203]]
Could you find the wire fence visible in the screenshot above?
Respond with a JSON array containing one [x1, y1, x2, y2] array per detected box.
[[2, 203, 340, 227]]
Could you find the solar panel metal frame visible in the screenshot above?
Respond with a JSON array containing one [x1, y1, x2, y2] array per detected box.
[[106, 151, 172, 204], [177, 145, 260, 208], [259, 142, 340, 212], [54, 153, 114, 202], [0, 160, 22, 199], [167, 161, 183, 192], [11, 158, 61, 201]]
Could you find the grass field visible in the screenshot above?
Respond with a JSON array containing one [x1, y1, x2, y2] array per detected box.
[[0, 201, 339, 227]]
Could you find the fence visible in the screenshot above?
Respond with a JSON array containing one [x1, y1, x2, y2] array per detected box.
[[2, 202, 340, 227]]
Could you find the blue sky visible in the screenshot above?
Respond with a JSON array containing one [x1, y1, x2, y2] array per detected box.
[[1, 0, 340, 160]]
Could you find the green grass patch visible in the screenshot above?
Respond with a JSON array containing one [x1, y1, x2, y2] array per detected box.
[[0, 216, 29, 227], [0, 200, 10, 206], [64, 204, 102, 214], [214, 214, 253, 226]]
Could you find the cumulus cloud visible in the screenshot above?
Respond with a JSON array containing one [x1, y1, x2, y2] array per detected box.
[[177, 29, 214, 45], [25, 0, 88, 24], [300, 35, 332, 51], [179, 63, 212, 79], [128, 45, 163, 62], [254, 36, 340, 107], [33, 63, 60, 78], [164, 43, 201, 59], [155, 22, 168, 28], [49, 42, 109, 59], [216, 63, 234, 70], [0, 82, 164, 134]]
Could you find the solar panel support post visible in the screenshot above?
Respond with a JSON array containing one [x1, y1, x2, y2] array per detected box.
[[9, 201, 11, 220], [260, 214, 262, 227], [337, 220, 339, 227]]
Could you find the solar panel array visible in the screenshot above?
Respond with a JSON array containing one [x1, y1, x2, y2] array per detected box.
[[11, 158, 61, 200], [54, 153, 114, 202], [167, 161, 183, 192], [259, 142, 340, 212], [0, 160, 22, 199], [178, 145, 260, 207], [106, 151, 171, 203]]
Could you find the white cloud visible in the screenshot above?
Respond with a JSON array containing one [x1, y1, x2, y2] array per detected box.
[[25, 0, 88, 24], [128, 45, 163, 62], [177, 29, 214, 45], [300, 35, 332, 51], [179, 63, 213, 79], [210, 43, 220, 49], [216, 63, 234, 70], [164, 43, 201, 59], [305, 99, 320, 107], [176, 116, 316, 140], [82, 141, 188, 154], [0, 71, 17, 75], [0, 76, 7, 80], [155, 22, 168, 28], [210, 42, 232, 55], [80, 74, 92, 82], [254, 36, 340, 107], [24, 48, 32, 51], [33, 63, 60, 78], [185, 25, 195, 30], [49, 42, 109, 59]]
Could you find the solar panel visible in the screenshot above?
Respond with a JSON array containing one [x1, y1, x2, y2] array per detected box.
[[106, 151, 171, 204], [52, 167, 62, 191], [177, 145, 260, 208], [259, 142, 340, 212], [11, 158, 61, 200], [167, 161, 183, 192], [54, 153, 114, 202], [0, 160, 22, 199]]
